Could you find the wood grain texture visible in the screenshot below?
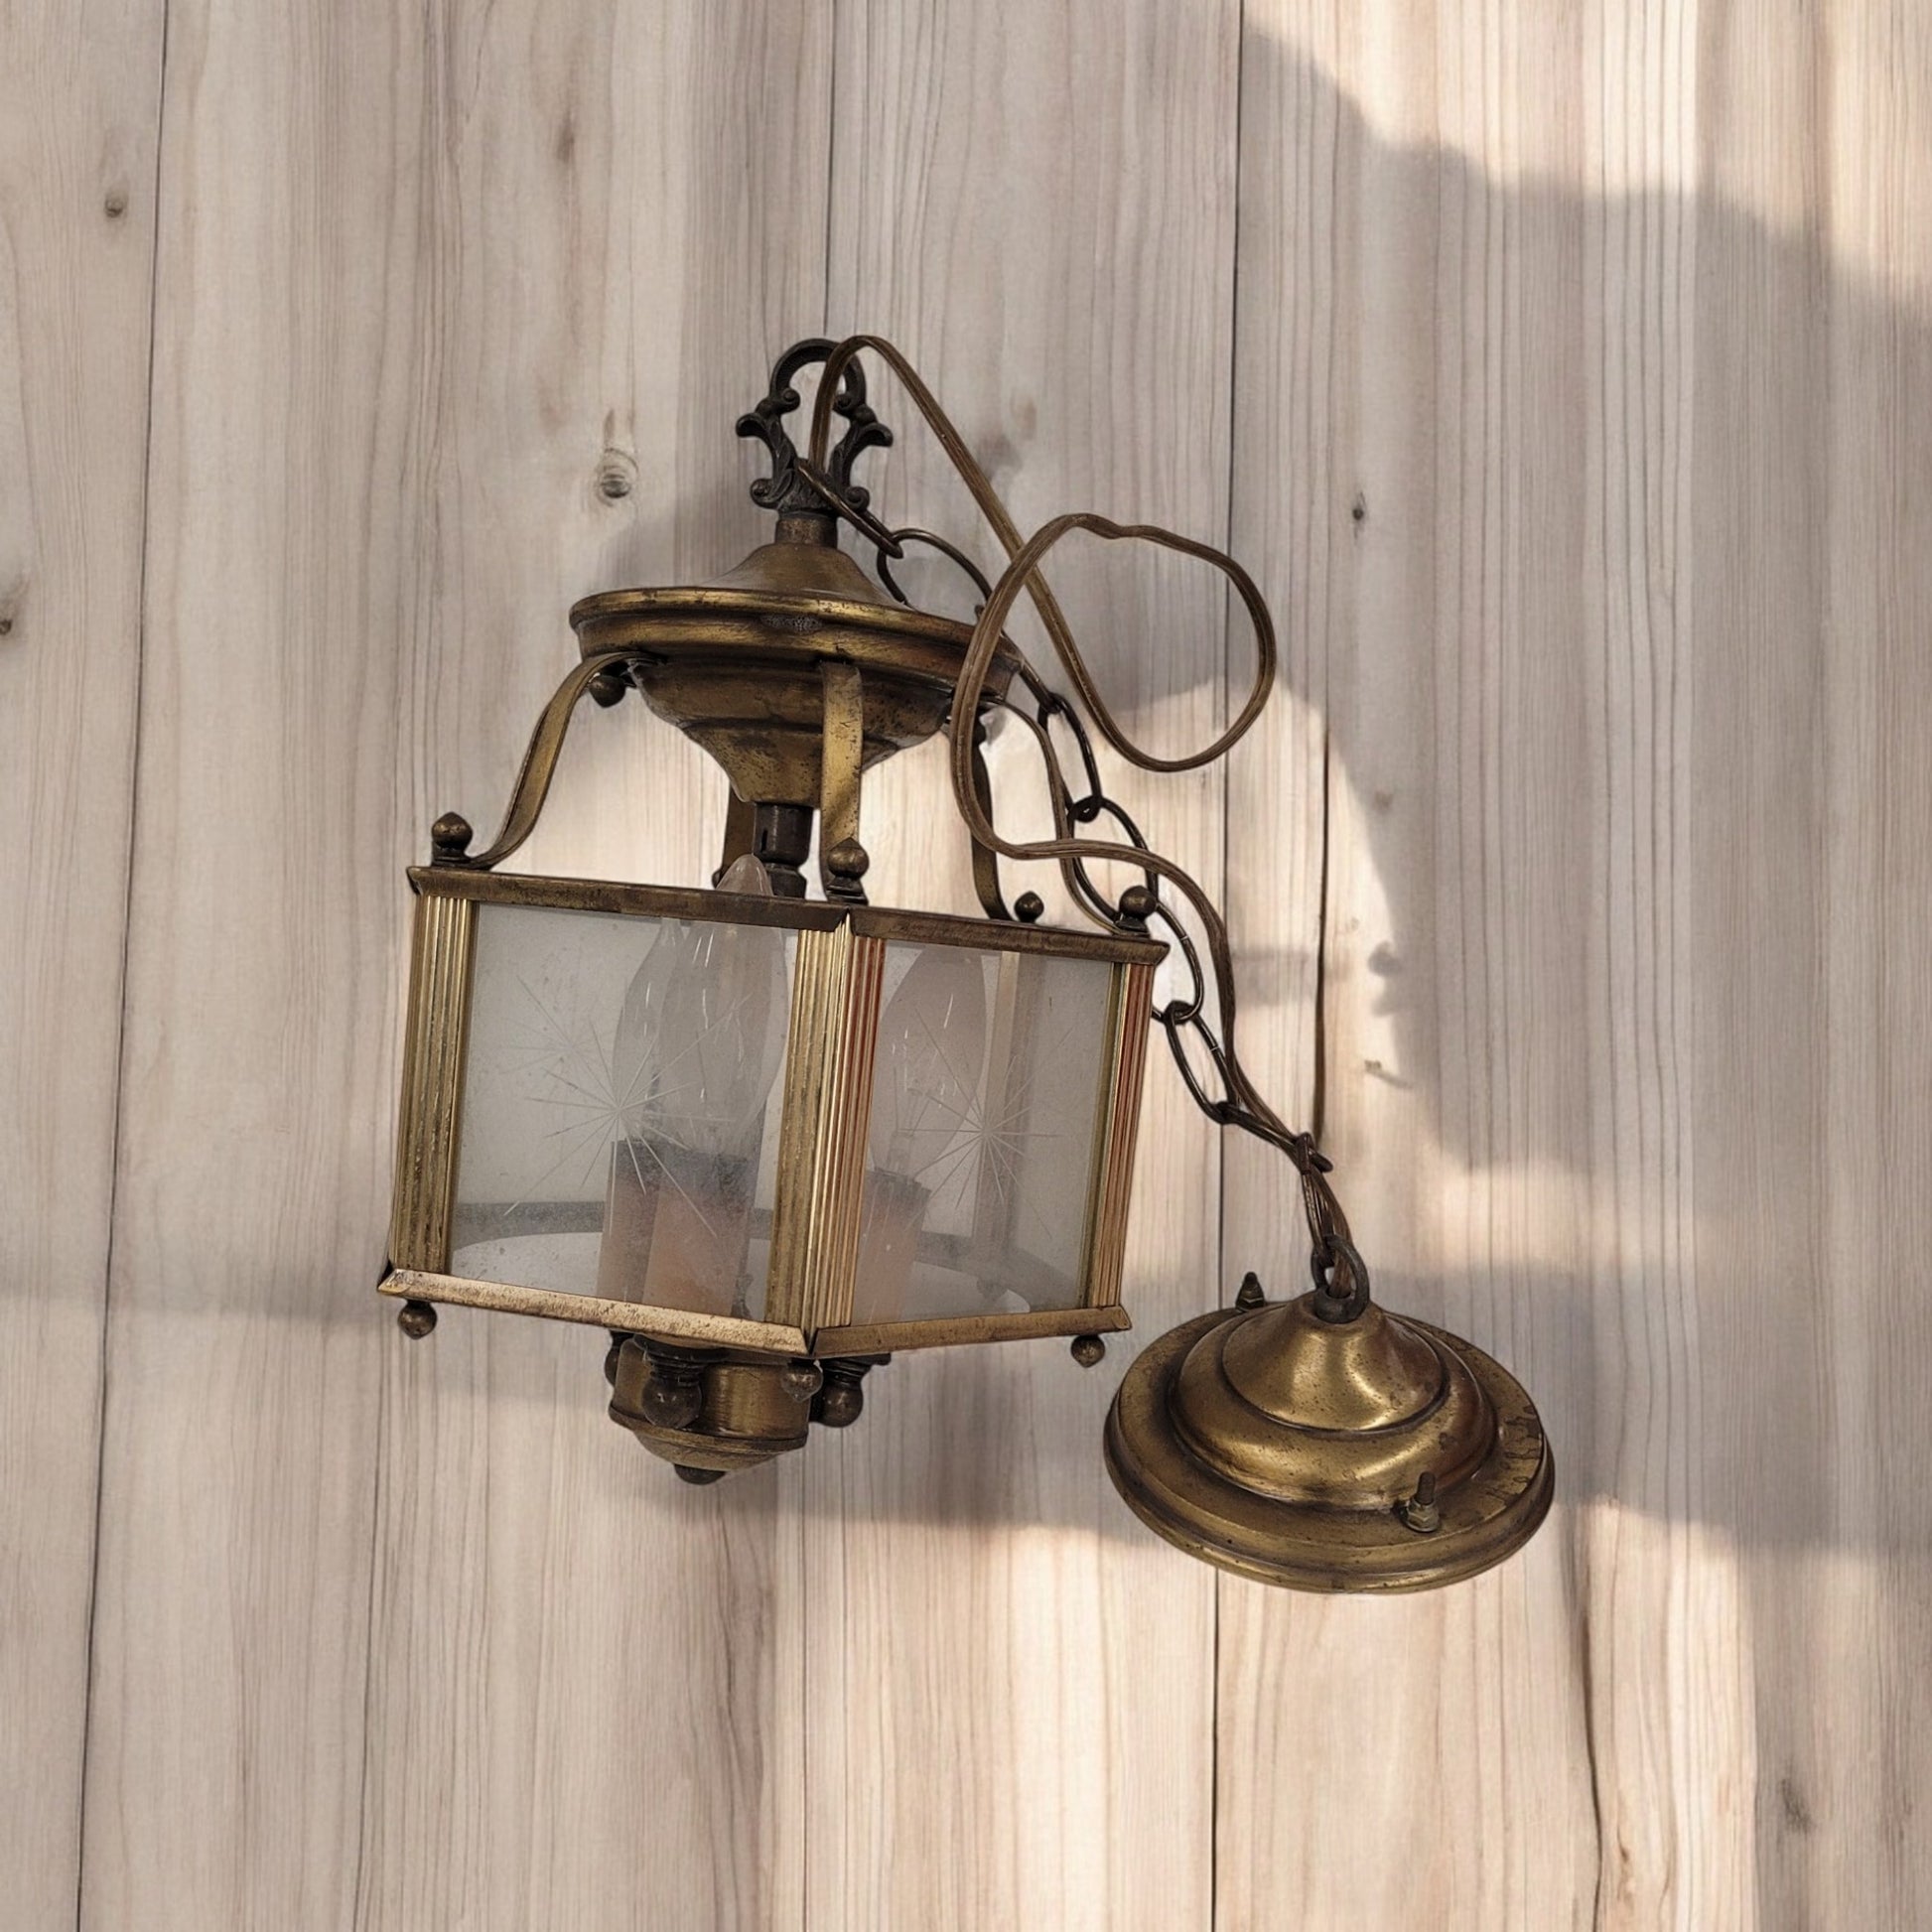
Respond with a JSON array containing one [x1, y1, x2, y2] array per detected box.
[[1223, 3, 1931, 1926], [1697, 1, 1932, 1921], [0, 4, 164, 1925], [801, 3, 1238, 1926], [1223, 10, 1604, 1926], [352, 9, 833, 1928], [16, 0, 1921, 1925], [80, 2, 826, 1925], [79, 4, 437, 1919]]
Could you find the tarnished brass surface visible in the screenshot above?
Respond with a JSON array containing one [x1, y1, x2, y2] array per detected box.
[[388, 873, 1160, 1366], [1171, 1304, 1492, 1506], [609, 1341, 813, 1473], [388, 893, 475, 1271], [817, 658, 866, 880], [764, 923, 880, 1331], [813, 1302, 1133, 1359], [1216, 1294, 1446, 1430], [569, 534, 1020, 807], [407, 864, 846, 927], [1084, 960, 1157, 1310], [845, 900, 1163, 966], [571, 534, 979, 644], [380, 1268, 813, 1357], [1104, 1294, 1552, 1591]]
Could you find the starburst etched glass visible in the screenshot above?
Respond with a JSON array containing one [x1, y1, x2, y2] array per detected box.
[[449, 890, 791, 1317], [851, 941, 1115, 1322]]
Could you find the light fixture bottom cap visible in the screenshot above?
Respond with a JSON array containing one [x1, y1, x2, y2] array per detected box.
[[1104, 1299, 1553, 1592]]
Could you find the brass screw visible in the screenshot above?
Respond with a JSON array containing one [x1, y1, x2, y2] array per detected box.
[[638, 1348, 705, 1429], [1398, 1471, 1442, 1534], [780, 1360, 825, 1402], [396, 1300, 438, 1339], [1070, 1333, 1106, 1368]]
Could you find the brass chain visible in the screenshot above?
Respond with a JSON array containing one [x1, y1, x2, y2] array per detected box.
[[796, 336, 1370, 1319]]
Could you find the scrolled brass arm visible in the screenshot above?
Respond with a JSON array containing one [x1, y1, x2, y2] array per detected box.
[[435, 648, 637, 874]]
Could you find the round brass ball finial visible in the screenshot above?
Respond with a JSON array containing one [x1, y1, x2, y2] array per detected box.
[[824, 837, 870, 883], [428, 812, 473, 864], [1103, 1286, 1552, 1592], [396, 1299, 438, 1339]]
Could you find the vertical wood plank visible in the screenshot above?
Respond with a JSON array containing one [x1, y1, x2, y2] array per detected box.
[[82, 4, 829, 1925], [1697, 0, 1932, 1920], [0, 2, 164, 1923], [81, 5, 444, 1918], [1691, 5, 1840, 1916], [1221, 3, 1727, 1923], [354, 9, 833, 1922], [1814, 14, 1932, 1909], [801, 3, 1239, 1927]]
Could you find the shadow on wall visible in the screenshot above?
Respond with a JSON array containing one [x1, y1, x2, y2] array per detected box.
[[718, 40, 1930, 1599], [88, 41, 1926, 1607]]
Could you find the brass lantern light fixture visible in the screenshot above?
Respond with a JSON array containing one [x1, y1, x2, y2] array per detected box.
[[382, 336, 1552, 1591]]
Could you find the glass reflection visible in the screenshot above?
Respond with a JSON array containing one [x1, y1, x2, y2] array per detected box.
[[595, 857, 787, 1312], [856, 946, 990, 1315]]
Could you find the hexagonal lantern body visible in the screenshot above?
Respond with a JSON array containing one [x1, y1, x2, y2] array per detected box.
[[384, 866, 1159, 1365]]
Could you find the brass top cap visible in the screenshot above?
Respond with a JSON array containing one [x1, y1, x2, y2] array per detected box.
[[704, 533, 897, 607], [1217, 1294, 1445, 1432], [566, 529, 1013, 669]]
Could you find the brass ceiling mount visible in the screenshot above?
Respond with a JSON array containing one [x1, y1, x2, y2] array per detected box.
[[381, 333, 1555, 1593], [568, 339, 1018, 845], [1104, 1277, 1552, 1590]]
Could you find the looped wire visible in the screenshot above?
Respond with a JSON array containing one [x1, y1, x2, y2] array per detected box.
[[876, 527, 994, 609], [803, 333, 1370, 1318]]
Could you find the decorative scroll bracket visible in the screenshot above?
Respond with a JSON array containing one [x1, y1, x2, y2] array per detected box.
[[736, 339, 895, 519]]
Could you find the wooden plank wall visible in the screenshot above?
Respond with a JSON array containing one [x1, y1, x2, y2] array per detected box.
[[0, 3, 165, 1924], [0, 1, 1925, 1926], [800, 5, 1236, 1927]]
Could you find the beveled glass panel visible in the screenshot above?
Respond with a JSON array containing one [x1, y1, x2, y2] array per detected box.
[[851, 940, 1116, 1323], [450, 899, 792, 1318]]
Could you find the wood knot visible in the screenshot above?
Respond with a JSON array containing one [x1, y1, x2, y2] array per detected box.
[[595, 450, 636, 501]]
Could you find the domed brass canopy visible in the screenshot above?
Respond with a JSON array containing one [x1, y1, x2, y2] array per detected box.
[[570, 525, 1020, 813], [1104, 1290, 1552, 1591], [569, 330, 1021, 815]]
